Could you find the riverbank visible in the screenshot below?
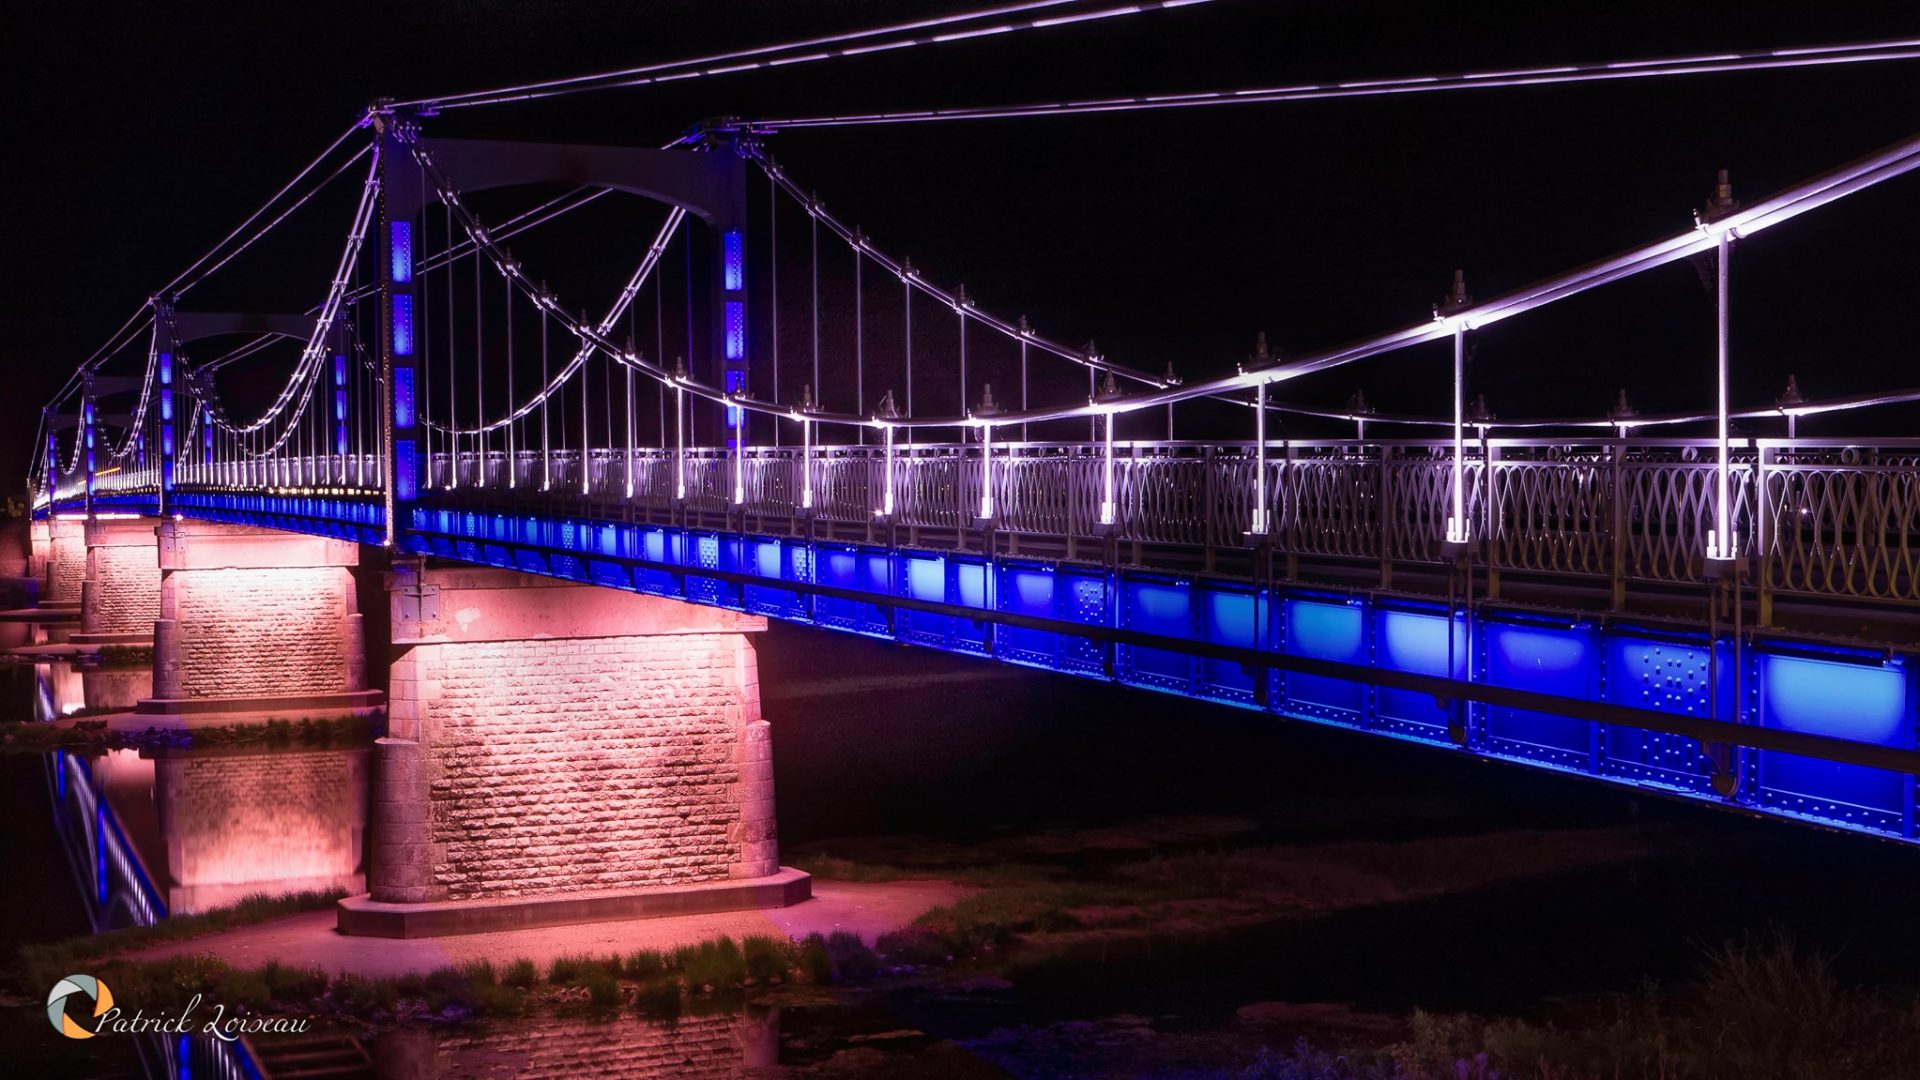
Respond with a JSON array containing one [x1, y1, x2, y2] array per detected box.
[[118, 878, 971, 980]]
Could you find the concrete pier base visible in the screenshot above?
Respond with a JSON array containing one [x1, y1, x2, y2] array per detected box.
[[337, 868, 812, 938]]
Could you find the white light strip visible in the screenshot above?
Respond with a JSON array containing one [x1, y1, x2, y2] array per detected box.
[[752, 36, 1920, 129], [404, 1, 1217, 112]]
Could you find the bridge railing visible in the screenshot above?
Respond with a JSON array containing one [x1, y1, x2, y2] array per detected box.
[[58, 436, 1920, 610], [173, 453, 383, 492]]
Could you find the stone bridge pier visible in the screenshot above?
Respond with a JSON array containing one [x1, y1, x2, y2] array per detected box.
[[138, 520, 383, 720], [76, 516, 161, 646], [34, 516, 87, 610], [339, 562, 806, 937]]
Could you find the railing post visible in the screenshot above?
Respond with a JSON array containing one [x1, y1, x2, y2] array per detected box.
[[731, 398, 747, 510], [978, 422, 994, 523], [1377, 443, 1393, 590], [373, 111, 421, 549], [800, 414, 814, 514], [674, 380, 687, 504], [1099, 410, 1117, 530], [1202, 445, 1216, 574], [1702, 172, 1741, 570], [1283, 440, 1299, 581], [1446, 322, 1470, 545], [1251, 381, 1270, 536], [1756, 442, 1774, 627], [1609, 439, 1627, 611], [1483, 437, 1500, 601], [881, 423, 895, 517]]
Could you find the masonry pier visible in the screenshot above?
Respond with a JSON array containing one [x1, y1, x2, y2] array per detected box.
[[338, 562, 807, 937], [138, 519, 382, 720]]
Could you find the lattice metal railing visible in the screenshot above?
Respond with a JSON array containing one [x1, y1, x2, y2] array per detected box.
[[107, 435, 1920, 609]]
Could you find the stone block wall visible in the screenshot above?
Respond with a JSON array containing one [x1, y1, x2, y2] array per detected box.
[[80, 519, 160, 638], [163, 567, 355, 698], [86, 542, 161, 634], [402, 634, 761, 898], [149, 520, 366, 705], [44, 518, 86, 604], [376, 566, 776, 903]]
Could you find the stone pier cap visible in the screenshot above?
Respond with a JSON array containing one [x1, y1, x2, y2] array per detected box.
[[388, 563, 766, 645]]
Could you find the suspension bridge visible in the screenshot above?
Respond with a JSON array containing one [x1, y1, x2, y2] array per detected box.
[[28, 3, 1920, 947]]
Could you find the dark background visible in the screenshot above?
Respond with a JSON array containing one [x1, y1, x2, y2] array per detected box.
[[6, 0, 1920, 491]]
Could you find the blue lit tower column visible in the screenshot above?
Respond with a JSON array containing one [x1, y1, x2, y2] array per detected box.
[[81, 374, 96, 519], [332, 329, 350, 487], [712, 134, 750, 450], [42, 409, 58, 507], [151, 303, 178, 516], [373, 110, 423, 548]]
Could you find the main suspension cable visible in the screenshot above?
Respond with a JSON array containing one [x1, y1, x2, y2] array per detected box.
[[400, 0, 1216, 112], [742, 34, 1920, 130]]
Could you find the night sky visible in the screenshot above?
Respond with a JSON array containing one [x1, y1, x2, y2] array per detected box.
[[7, 1, 1920, 492]]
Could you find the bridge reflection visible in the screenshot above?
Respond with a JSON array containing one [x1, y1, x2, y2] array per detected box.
[[42, 659, 370, 925]]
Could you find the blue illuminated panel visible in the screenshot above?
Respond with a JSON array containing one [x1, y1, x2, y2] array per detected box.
[[1600, 634, 1722, 793], [1375, 607, 1465, 740], [1198, 585, 1258, 703], [744, 539, 805, 619], [1120, 579, 1192, 692], [393, 367, 415, 430], [1756, 652, 1911, 832], [900, 555, 950, 645], [1282, 598, 1367, 725], [815, 550, 857, 627], [391, 294, 414, 356], [1056, 570, 1110, 674], [952, 560, 991, 653], [997, 563, 1061, 667], [1483, 620, 1598, 768], [722, 228, 744, 291], [390, 220, 414, 283]]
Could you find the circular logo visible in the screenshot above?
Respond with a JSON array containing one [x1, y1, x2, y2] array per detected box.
[[46, 974, 114, 1040]]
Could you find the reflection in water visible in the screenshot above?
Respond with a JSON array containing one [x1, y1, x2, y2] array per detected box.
[[152, 746, 370, 913], [386, 1009, 779, 1078], [20, 622, 146, 721], [33, 652, 371, 919], [36, 659, 85, 719], [146, 1009, 781, 1079], [47, 744, 370, 922], [45, 750, 166, 929]]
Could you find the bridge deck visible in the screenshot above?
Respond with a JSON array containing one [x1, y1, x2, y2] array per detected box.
[[62, 455, 1920, 850]]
